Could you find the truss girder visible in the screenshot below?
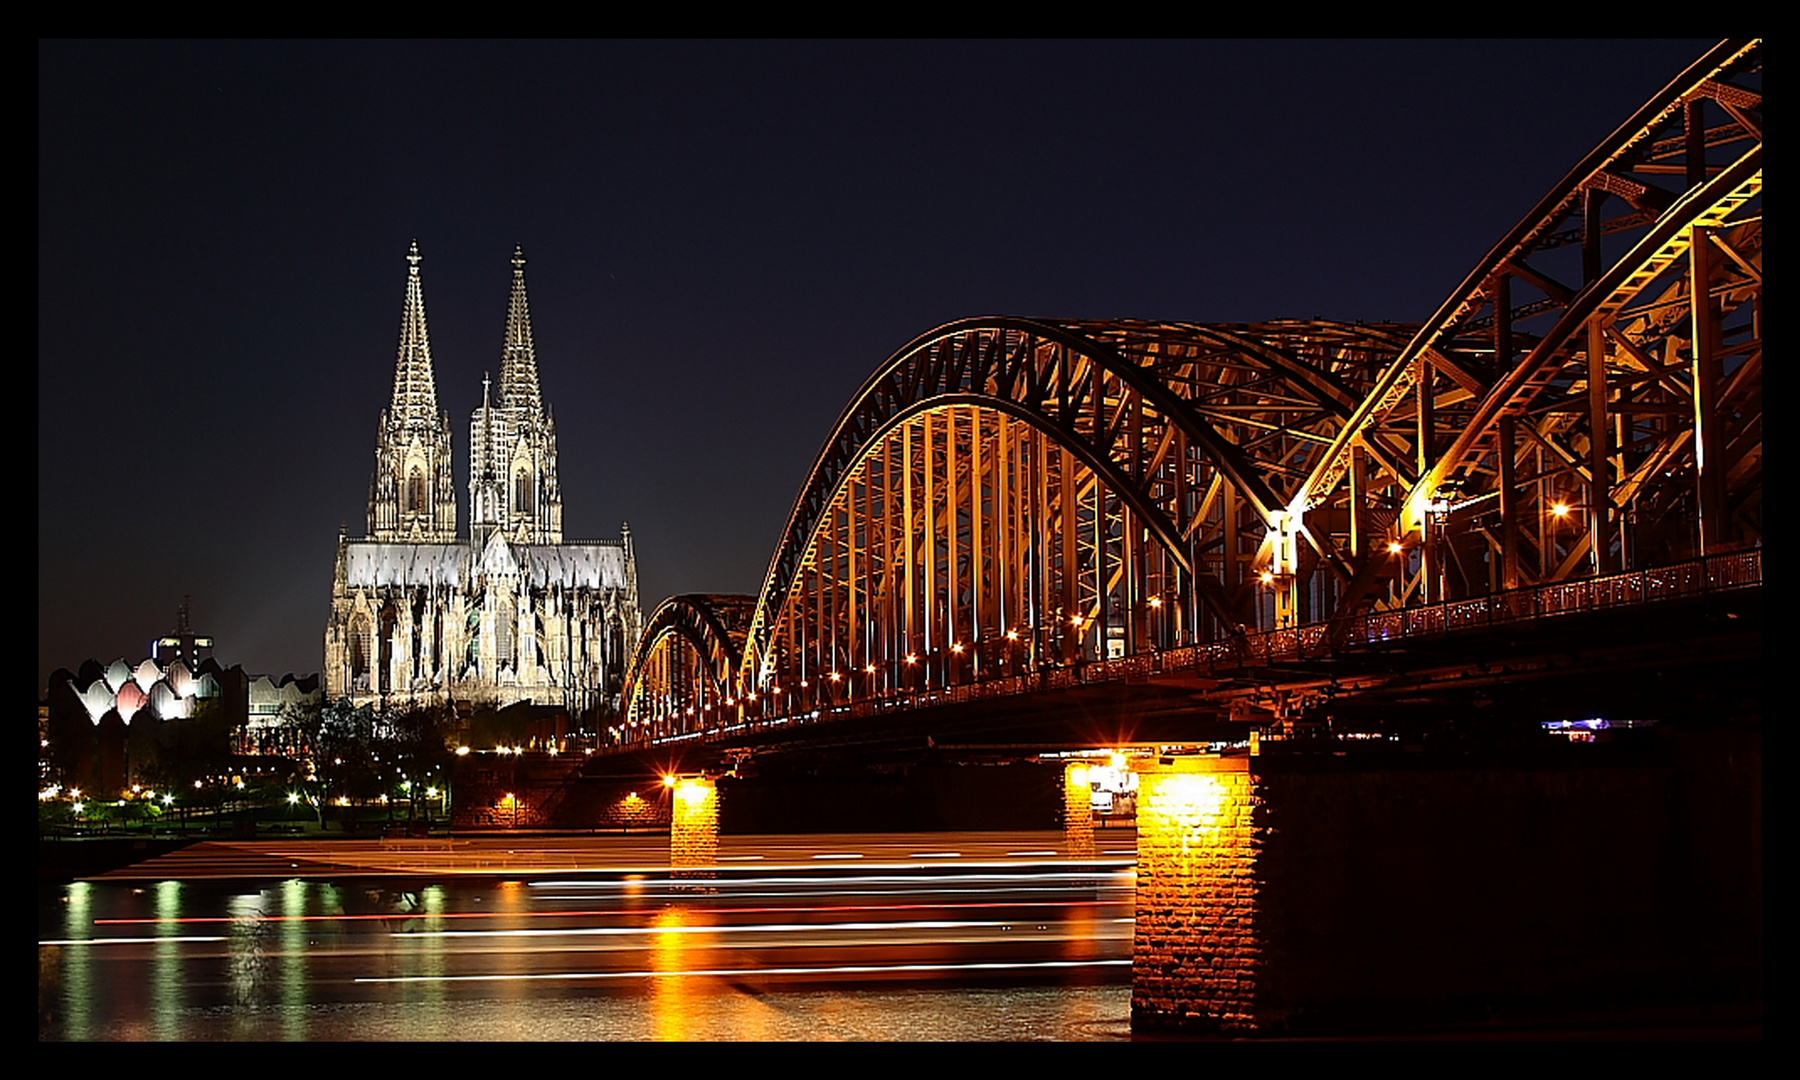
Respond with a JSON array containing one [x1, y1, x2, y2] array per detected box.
[[620, 593, 754, 733], [623, 39, 1763, 747], [1297, 38, 1760, 613], [737, 318, 1413, 708]]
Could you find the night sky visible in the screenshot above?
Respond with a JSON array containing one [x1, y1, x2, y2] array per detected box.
[[38, 39, 1717, 691]]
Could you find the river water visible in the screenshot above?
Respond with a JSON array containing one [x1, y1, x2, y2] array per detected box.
[[39, 841, 1135, 1041]]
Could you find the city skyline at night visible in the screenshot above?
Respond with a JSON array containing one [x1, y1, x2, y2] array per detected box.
[[39, 39, 1717, 690]]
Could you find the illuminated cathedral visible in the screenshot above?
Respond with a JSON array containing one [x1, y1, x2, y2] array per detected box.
[[324, 243, 641, 716]]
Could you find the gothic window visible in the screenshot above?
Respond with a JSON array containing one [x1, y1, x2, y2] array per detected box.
[[349, 615, 372, 688], [407, 468, 426, 513], [379, 607, 398, 692], [514, 469, 534, 516], [497, 599, 516, 669]]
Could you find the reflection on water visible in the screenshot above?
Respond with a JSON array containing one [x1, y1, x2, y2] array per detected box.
[[40, 863, 1133, 1041]]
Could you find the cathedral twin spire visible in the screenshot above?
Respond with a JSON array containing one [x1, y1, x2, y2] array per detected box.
[[388, 240, 443, 427], [369, 242, 562, 545]]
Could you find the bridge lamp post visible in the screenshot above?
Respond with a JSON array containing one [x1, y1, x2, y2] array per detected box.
[[951, 642, 965, 685], [905, 654, 919, 697], [1148, 596, 1164, 652], [828, 670, 843, 704]]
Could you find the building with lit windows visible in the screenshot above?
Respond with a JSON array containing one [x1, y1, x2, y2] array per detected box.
[[323, 244, 641, 717], [42, 608, 323, 795]]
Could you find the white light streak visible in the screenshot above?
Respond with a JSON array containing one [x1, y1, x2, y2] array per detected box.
[[355, 958, 1131, 985], [39, 935, 228, 946]]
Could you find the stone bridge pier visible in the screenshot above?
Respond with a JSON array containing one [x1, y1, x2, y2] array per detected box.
[[1130, 729, 1760, 1035]]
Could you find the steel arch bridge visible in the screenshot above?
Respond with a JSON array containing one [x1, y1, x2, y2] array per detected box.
[[620, 39, 1761, 746]]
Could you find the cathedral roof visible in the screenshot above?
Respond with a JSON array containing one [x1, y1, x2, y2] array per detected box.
[[341, 538, 632, 591], [520, 542, 632, 590], [342, 542, 473, 588]]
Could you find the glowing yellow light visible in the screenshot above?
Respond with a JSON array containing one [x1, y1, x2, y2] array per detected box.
[[1006, 630, 1019, 640], [1111, 751, 1127, 770], [662, 775, 678, 788], [456, 745, 471, 756], [1149, 597, 1162, 608], [865, 665, 876, 674], [1551, 501, 1571, 517], [829, 671, 841, 681], [1071, 615, 1083, 626], [951, 643, 964, 654], [1387, 540, 1404, 554], [1259, 570, 1275, 584], [906, 655, 917, 664]]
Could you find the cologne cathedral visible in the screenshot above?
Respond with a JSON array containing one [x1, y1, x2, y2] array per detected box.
[[324, 243, 641, 716]]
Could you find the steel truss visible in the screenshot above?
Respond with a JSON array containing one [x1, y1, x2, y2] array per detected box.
[[619, 594, 753, 738], [619, 39, 1762, 743], [738, 317, 1410, 721], [1299, 39, 1761, 621]]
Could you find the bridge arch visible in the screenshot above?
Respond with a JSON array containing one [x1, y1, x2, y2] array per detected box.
[[619, 594, 754, 738], [738, 317, 1414, 704], [616, 39, 1761, 749], [1299, 38, 1761, 609]]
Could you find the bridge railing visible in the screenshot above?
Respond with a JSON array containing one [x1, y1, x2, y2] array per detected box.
[[624, 549, 1759, 750]]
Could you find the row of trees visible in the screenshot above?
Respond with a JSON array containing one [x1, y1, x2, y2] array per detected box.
[[276, 699, 461, 826], [46, 691, 606, 828]]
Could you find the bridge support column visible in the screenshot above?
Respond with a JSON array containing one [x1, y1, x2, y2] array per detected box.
[[1130, 754, 1263, 1034], [669, 775, 718, 870], [1062, 761, 1096, 858]]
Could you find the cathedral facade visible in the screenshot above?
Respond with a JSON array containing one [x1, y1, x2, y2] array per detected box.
[[324, 244, 641, 717]]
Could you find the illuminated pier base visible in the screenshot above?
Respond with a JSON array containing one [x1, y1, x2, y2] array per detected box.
[[669, 775, 719, 868], [1062, 761, 1096, 858], [1130, 755, 1262, 1033]]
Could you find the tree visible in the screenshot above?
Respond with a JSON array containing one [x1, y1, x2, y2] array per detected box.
[[379, 703, 459, 824], [136, 700, 234, 825], [314, 698, 380, 828]]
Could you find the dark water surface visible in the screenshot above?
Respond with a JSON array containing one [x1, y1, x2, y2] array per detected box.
[[40, 844, 1134, 1041]]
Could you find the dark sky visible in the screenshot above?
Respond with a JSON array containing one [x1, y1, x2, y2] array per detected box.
[[38, 39, 1717, 690]]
